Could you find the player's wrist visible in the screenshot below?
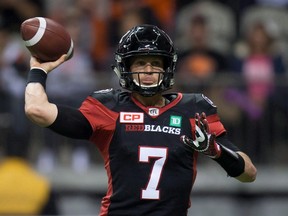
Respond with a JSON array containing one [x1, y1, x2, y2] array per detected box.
[[27, 68, 47, 89], [30, 67, 48, 74], [214, 145, 245, 177]]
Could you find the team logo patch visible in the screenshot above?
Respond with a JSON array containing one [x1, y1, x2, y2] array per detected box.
[[120, 112, 144, 123], [169, 116, 182, 127], [148, 108, 159, 116]]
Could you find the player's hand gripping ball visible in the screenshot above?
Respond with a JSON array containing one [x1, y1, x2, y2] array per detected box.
[[20, 17, 74, 62]]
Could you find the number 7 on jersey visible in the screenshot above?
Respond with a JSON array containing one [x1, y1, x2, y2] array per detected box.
[[139, 146, 168, 199]]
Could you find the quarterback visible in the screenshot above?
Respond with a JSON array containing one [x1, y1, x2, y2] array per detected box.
[[25, 25, 257, 215]]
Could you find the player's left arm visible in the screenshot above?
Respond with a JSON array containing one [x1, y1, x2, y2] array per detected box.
[[181, 112, 257, 182]]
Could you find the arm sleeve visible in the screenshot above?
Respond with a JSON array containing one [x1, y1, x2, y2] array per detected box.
[[214, 134, 245, 177], [47, 105, 93, 139], [216, 134, 240, 152]]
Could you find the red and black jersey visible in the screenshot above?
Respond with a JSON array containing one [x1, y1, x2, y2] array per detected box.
[[78, 89, 227, 216]]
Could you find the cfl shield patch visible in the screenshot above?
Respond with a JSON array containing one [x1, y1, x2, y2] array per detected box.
[[148, 108, 159, 116]]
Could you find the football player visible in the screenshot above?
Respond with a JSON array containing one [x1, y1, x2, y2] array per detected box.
[[25, 24, 257, 216]]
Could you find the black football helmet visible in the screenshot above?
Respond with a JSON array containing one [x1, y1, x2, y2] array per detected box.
[[114, 24, 177, 97]]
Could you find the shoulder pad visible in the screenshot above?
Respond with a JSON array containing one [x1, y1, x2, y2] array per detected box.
[[195, 94, 217, 114], [90, 88, 119, 109], [180, 93, 217, 116], [197, 94, 217, 108]]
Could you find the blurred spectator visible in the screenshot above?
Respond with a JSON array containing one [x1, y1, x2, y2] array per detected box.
[[229, 21, 286, 118], [0, 0, 44, 165], [142, 0, 176, 33], [75, 0, 110, 71], [0, 16, 32, 160], [0, 0, 45, 32], [227, 20, 287, 162], [240, 5, 288, 62], [46, 0, 110, 71], [108, 0, 162, 50], [0, 141, 58, 215], [175, 14, 230, 92], [210, 0, 257, 37], [175, 1, 236, 54]]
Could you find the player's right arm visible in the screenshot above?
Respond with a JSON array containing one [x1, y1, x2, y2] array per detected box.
[[25, 55, 67, 127], [25, 55, 93, 140]]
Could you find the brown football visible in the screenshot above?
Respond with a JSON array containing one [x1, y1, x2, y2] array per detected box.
[[20, 17, 74, 62]]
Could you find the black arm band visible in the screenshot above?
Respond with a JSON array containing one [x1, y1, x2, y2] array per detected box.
[[214, 144, 245, 177], [27, 68, 47, 89]]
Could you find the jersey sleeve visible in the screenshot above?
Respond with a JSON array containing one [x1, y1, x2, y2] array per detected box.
[[194, 94, 226, 136], [194, 94, 242, 151], [79, 95, 119, 151], [206, 114, 226, 136]]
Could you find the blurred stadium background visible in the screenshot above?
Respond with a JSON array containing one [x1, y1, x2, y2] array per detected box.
[[1, 0, 288, 215]]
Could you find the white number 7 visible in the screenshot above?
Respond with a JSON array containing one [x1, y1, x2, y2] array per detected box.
[[139, 146, 168, 199]]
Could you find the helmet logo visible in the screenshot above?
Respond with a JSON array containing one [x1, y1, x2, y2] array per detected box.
[[139, 44, 156, 51]]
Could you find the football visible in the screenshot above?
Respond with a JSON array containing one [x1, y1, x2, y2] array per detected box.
[[20, 17, 74, 62]]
